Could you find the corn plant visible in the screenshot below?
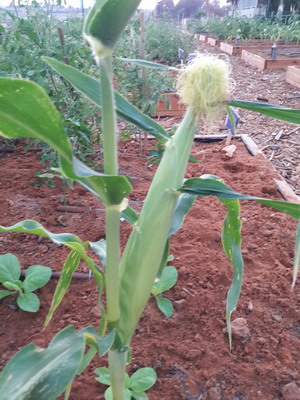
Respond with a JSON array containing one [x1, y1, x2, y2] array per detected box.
[[0, 1, 300, 399]]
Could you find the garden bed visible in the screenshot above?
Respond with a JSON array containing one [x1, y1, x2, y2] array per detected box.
[[241, 46, 300, 70], [0, 138, 300, 399], [220, 40, 296, 56], [286, 66, 300, 89]]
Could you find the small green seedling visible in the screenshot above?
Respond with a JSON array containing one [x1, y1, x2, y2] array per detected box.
[[0, 253, 52, 312], [95, 367, 157, 400], [151, 263, 178, 318]]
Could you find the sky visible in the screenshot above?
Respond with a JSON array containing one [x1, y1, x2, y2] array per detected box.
[[0, 0, 227, 9]]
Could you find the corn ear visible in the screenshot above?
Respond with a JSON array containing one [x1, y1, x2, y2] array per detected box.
[[115, 110, 197, 344]]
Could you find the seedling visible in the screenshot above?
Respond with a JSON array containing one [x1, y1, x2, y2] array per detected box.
[[0, 253, 51, 312], [95, 367, 157, 400], [151, 265, 178, 318]]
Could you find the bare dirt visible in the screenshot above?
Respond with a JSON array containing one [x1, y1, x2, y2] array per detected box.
[[0, 137, 300, 399]]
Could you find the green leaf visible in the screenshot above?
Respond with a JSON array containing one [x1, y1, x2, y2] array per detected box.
[[129, 368, 157, 392], [228, 100, 300, 125], [45, 250, 81, 326], [0, 326, 85, 400], [90, 239, 106, 267], [84, 0, 141, 52], [0, 290, 12, 299], [122, 205, 139, 225], [0, 254, 21, 282], [119, 58, 180, 71], [3, 281, 22, 292], [219, 198, 243, 350], [179, 176, 300, 219], [42, 57, 168, 141], [23, 265, 52, 293], [104, 387, 132, 400], [169, 193, 196, 236], [132, 392, 148, 400], [156, 297, 174, 318], [292, 220, 300, 289], [82, 327, 115, 356], [94, 367, 111, 386], [17, 292, 40, 312], [0, 78, 73, 166], [152, 266, 178, 295]]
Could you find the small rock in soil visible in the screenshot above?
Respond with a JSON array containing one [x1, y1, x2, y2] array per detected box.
[[173, 299, 186, 311], [207, 386, 221, 400], [230, 318, 251, 343], [282, 382, 300, 400]]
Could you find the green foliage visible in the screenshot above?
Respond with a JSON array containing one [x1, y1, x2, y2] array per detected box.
[[95, 367, 157, 399], [151, 265, 178, 318], [144, 19, 195, 65], [0, 254, 51, 312]]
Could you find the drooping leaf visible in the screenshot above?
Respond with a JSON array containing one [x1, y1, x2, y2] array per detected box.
[[152, 266, 178, 295], [42, 57, 168, 141], [156, 297, 174, 318], [179, 176, 300, 219], [129, 368, 157, 392], [132, 391, 148, 400], [0, 326, 85, 400], [219, 198, 243, 350], [228, 100, 300, 125], [122, 205, 139, 225], [0, 253, 21, 282], [3, 281, 22, 292], [169, 193, 196, 236], [90, 239, 107, 268], [119, 58, 180, 71], [45, 250, 81, 326], [292, 220, 300, 289], [23, 265, 52, 293], [17, 292, 40, 312], [0, 78, 73, 167]]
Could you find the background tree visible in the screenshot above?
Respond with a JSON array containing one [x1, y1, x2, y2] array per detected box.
[[174, 0, 202, 18]]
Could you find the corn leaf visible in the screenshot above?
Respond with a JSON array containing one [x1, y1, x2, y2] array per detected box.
[[179, 176, 300, 219], [118, 58, 180, 71], [42, 57, 168, 141], [169, 193, 196, 236], [228, 100, 300, 124], [219, 198, 243, 349], [84, 0, 141, 51], [292, 221, 300, 289], [0, 78, 73, 169], [45, 250, 81, 326], [0, 326, 85, 400]]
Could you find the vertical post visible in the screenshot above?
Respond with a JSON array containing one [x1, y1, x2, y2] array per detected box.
[[81, 0, 84, 18], [139, 10, 148, 154]]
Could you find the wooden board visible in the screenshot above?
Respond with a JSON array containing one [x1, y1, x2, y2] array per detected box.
[[242, 48, 300, 70], [207, 37, 220, 47], [154, 93, 185, 117], [220, 41, 297, 56], [199, 34, 207, 42], [286, 66, 300, 89]]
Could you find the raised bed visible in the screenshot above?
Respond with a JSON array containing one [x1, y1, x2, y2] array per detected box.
[[286, 65, 300, 88], [154, 93, 185, 117], [220, 40, 297, 55], [199, 34, 207, 42], [241, 46, 300, 70], [207, 37, 221, 47]]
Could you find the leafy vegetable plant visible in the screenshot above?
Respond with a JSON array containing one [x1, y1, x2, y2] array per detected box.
[[0, 1, 300, 399], [151, 265, 178, 318], [0, 253, 51, 312], [95, 367, 157, 400]]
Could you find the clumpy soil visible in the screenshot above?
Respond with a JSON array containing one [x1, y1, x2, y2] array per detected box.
[[0, 139, 299, 400]]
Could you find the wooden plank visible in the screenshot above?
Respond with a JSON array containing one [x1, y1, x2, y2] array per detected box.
[[199, 34, 207, 42], [274, 179, 300, 203], [241, 134, 262, 156], [286, 66, 300, 88], [242, 49, 300, 70], [207, 37, 220, 47]]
